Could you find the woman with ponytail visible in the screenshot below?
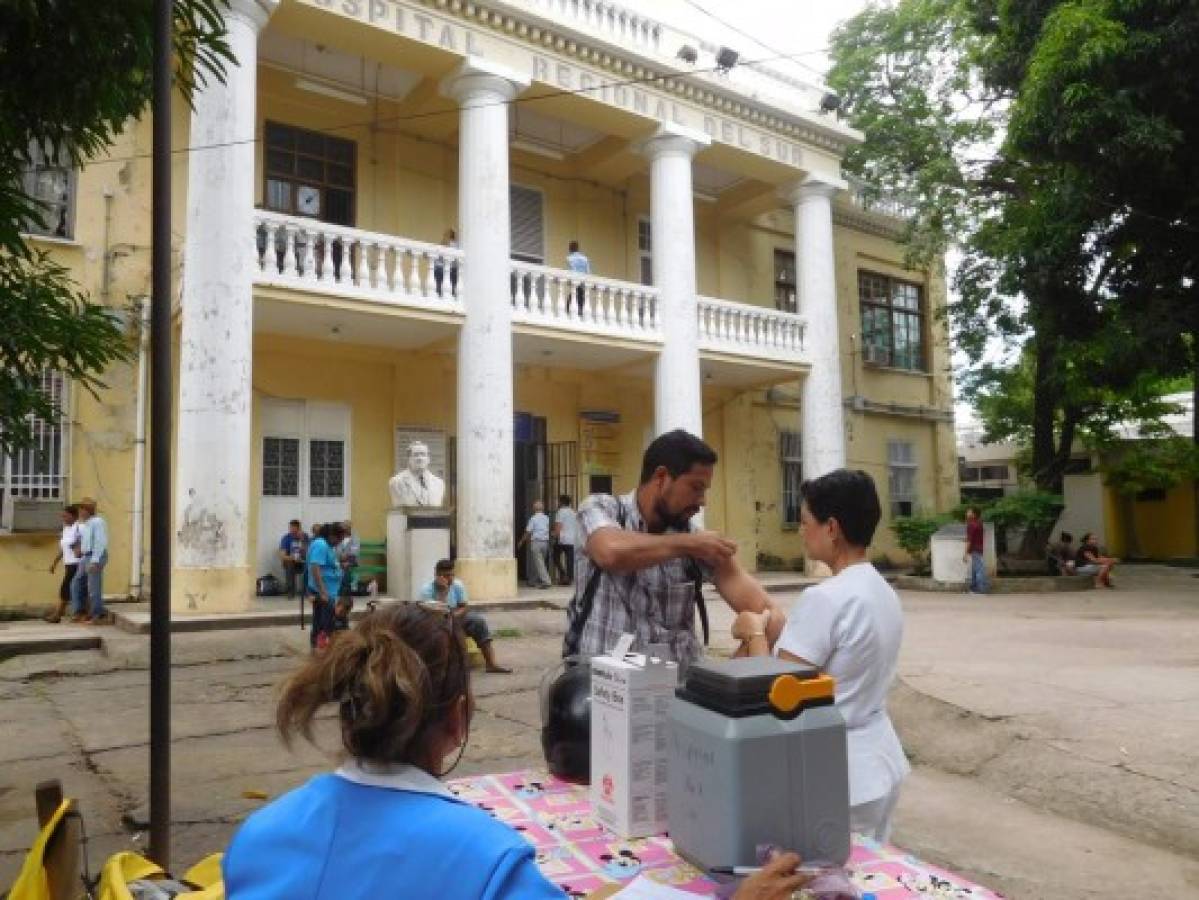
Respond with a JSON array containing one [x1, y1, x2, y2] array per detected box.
[[222, 602, 564, 898]]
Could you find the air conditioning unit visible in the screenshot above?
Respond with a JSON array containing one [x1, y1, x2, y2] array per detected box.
[[863, 344, 890, 366], [10, 499, 62, 533]]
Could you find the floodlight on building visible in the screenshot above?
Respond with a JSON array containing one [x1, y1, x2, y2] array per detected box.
[[715, 46, 740, 73], [677, 44, 699, 64], [820, 92, 842, 114]]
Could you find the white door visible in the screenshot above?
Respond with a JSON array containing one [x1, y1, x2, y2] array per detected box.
[[256, 400, 351, 578]]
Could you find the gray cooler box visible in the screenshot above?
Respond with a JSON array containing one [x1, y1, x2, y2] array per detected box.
[[667, 656, 850, 870]]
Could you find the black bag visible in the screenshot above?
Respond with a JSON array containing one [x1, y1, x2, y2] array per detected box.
[[255, 573, 282, 597]]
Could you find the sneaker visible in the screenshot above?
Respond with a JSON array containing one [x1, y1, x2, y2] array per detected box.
[[70, 613, 88, 624]]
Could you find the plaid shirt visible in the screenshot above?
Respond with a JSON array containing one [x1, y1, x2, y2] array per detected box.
[[563, 492, 711, 666]]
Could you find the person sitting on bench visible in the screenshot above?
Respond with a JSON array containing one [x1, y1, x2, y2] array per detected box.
[[419, 559, 511, 674]]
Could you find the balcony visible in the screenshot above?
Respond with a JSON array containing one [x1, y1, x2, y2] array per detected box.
[[698, 296, 807, 365], [252, 215, 808, 373], [253, 211, 465, 316], [510, 259, 661, 344], [845, 176, 918, 221]]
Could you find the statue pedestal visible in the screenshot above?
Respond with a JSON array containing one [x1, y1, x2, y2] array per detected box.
[[386, 509, 451, 600]]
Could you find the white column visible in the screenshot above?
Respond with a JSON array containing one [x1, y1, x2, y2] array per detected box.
[[640, 124, 711, 438], [787, 177, 847, 479], [441, 58, 529, 600], [174, 0, 275, 613]]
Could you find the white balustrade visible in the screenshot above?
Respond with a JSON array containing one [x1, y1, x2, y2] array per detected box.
[[523, 0, 662, 52], [697, 296, 807, 362], [846, 176, 918, 220], [509, 259, 661, 341], [253, 211, 465, 311]]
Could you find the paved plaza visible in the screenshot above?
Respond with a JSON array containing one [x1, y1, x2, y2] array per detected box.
[[1, 565, 1197, 898]]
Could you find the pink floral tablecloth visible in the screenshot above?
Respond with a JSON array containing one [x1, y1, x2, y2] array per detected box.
[[448, 770, 1003, 898]]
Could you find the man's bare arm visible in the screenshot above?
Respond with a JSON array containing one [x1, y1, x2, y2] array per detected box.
[[586, 527, 736, 573], [713, 554, 786, 648]]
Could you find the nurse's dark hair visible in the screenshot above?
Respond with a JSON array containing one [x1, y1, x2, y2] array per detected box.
[[276, 603, 469, 765], [800, 468, 882, 548]]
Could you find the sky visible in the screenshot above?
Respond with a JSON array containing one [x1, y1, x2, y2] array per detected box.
[[658, 0, 873, 85]]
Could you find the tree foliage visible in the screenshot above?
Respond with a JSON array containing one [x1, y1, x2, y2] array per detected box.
[[829, 0, 1199, 497], [890, 512, 951, 573], [0, 1, 234, 453], [1103, 438, 1199, 497]]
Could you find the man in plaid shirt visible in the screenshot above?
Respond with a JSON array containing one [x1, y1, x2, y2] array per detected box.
[[563, 429, 784, 667]]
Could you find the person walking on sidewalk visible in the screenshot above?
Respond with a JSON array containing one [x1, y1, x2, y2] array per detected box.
[[308, 522, 345, 651], [552, 494, 577, 585], [518, 500, 553, 588], [963, 506, 988, 595], [46, 504, 82, 623], [70, 497, 110, 624]]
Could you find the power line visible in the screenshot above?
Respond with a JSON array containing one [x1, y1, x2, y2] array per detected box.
[[40, 46, 833, 175], [680, 0, 827, 80]]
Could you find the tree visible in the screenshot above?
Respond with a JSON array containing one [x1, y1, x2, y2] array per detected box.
[[0, 1, 233, 454], [828, 0, 1196, 498]]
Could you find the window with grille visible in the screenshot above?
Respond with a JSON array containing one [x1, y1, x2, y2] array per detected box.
[[888, 440, 917, 518], [21, 142, 75, 239], [510, 185, 545, 263], [263, 121, 356, 226], [1, 370, 67, 499], [980, 465, 1008, 481], [309, 439, 345, 498], [262, 437, 300, 497], [779, 430, 803, 527], [859, 271, 925, 371], [774, 249, 797, 313], [0, 371, 68, 529], [637, 217, 653, 285]]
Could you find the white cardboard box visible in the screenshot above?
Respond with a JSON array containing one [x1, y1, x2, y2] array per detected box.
[[590, 637, 679, 839]]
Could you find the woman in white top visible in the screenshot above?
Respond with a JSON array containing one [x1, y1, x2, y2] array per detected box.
[[46, 504, 82, 623], [732, 469, 909, 842]]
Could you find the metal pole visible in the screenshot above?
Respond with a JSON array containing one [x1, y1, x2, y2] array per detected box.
[[149, 0, 173, 869]]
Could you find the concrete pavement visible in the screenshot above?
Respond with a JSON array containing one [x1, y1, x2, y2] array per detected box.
[[1, 566, 1196, 897]]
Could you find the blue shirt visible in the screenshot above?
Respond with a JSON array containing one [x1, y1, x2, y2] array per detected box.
[[223, 764, 563, 900], [306, 537, 342, 598], [419, 578, 468, 609], [81, 515, 109, 560], [567, 250, 591, 274], [280, 532, 306, 561]]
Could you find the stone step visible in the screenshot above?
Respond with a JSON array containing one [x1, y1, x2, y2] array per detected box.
[[0, 622, 103, 661]]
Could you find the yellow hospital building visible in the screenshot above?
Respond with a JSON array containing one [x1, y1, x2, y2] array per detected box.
[[2, 0, 958, 611]]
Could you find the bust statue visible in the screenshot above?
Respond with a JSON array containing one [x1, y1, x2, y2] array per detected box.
[[389, 441, 446, 508]]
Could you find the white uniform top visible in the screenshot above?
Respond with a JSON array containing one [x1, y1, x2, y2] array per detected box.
[[60, 523, 81, 566], [775, 561, 910, 807]]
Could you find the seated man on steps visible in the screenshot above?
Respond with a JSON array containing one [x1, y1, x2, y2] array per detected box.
[[419, 558, 512, 674]]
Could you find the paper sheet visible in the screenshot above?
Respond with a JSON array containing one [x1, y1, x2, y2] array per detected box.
[[606, 874, 706, 899]]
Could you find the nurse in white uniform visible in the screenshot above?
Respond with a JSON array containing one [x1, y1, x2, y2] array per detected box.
[[732, 468, 909, 842]]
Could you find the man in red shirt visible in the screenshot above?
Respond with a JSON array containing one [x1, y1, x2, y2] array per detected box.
[[963, 507, 989, 594]]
